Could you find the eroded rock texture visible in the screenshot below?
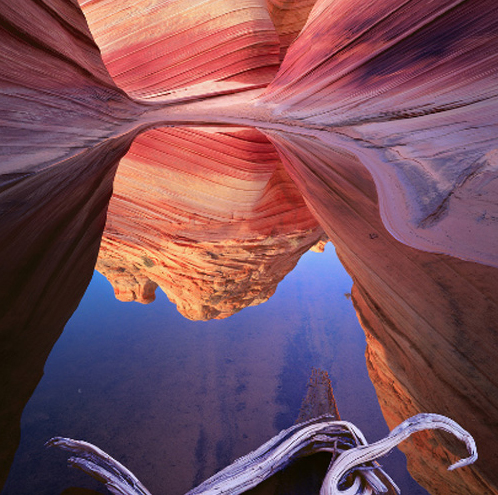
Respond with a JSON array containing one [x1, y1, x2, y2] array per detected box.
[[265, 0, 316, 61], [70, 0, 498, 267], [96, 126, 324, 319]]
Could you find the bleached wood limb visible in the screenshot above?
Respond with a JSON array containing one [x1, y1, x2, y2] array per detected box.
[[320, 413, 478, 495], [45, 437, 152, 495], [47, 413, 477, 495]]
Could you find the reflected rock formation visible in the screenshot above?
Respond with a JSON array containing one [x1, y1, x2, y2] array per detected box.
[[96, 126, 324, 319]]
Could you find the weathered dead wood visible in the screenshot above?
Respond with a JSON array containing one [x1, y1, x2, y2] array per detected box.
[[46, 412, 476, 495], [45, 436, 152, 495], [296, 368, 340, 424], [321, 413, 478, 495]]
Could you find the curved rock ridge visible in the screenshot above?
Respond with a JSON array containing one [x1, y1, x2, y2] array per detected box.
[[77, 0, 281, 100], [17, 0, 496, 268], [265, 127, 498, 493], [259, 0, 498, 267], [0, 0, 142, 178], [96, 126, 324, 319]]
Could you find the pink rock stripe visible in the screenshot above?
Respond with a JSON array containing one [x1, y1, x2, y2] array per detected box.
[[78, 0, 281, 99]]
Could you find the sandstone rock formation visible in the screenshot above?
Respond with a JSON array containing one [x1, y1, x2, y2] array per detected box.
[[3, 0, 498, 493], [264, 0, 316, 61], [268, 130, 498, 493], [96, 126, 324, 319], [74, 0, 498, 267], [0, 0, 144, 179], [261, 0, 498, 267]]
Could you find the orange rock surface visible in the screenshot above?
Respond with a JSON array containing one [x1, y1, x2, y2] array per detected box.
[[265, 0, 316, 61], [96, 126, 324, 319]]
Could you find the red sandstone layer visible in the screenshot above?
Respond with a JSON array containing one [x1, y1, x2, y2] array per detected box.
[[96, 126, 324, 319]]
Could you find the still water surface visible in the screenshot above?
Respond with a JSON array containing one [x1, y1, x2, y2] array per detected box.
[[2, 244, 427, 494]]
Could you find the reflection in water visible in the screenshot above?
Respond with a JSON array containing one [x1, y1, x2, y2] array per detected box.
[[2, 247, 425, 495], [96, 127, 325, 319], [2, 125, 495, 494]]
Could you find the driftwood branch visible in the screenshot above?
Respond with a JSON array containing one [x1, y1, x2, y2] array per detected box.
[[46, 413, 477, 495], [45, 436, 152, 495], [321, 413, 478, 495]]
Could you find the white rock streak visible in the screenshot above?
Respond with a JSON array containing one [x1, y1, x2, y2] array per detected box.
[[46, 413, 477, 495]]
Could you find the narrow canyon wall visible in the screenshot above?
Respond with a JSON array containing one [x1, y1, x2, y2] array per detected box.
[[96, 126, 324, 319], [0, 0, 141, 487], [267, 130, 498, 494]]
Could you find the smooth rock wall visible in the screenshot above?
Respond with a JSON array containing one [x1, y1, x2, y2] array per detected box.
[[261, 0, 498, 267]]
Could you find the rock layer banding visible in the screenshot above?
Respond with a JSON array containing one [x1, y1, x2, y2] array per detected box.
[[96, 126, 324, 319]]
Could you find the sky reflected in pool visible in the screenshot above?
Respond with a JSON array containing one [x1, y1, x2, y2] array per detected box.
[[2, 244, 428, 495]]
